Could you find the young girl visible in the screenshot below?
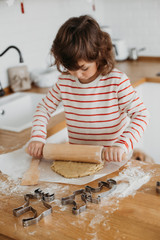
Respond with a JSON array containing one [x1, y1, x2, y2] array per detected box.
[[27, 15, 149, 162]]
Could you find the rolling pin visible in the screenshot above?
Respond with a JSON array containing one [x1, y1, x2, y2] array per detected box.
[[43, 144, 105, 164], [26, 144, 127, 164]]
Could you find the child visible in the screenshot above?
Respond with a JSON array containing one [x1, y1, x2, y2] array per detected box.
[[27, 15, 149, 162]]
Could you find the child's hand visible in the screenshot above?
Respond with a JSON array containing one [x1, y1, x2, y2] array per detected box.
[[27, 141, 44, 158], [104, 146, 125, 162]]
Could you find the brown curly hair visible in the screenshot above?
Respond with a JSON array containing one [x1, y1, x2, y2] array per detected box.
[[51, 15, 115, 75]]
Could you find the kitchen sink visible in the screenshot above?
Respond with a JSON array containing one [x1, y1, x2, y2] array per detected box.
[[0, 92, 63, 132]]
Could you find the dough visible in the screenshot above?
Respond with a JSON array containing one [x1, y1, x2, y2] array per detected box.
[[51, 160, 105, 178]]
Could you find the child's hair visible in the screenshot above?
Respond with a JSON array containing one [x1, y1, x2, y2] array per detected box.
[[51, 15, 115, 75]]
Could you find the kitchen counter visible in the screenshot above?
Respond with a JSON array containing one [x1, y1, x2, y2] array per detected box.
[[0, 161, 160, 240], [1, 57, 160, 239], [116, 57, 160, 87]]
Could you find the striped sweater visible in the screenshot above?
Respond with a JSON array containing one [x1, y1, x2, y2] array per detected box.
[[31, 68, 149, 154]]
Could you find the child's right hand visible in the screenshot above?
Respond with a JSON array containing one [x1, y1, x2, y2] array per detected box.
[[104, 146, 125, 162], [27, 141, 44, 158]]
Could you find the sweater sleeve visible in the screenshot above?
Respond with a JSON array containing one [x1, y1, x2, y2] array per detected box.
[[30, 81, 62, 143], [113, 73, 149, 153]]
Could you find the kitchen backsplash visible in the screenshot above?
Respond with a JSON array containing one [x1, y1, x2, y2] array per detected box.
[[0, 0, 160, 88]]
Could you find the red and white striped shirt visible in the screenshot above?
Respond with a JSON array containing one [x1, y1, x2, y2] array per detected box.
[[31, 68, 149, 153]]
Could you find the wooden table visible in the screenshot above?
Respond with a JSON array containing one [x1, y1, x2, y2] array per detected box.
[[0, 161, 160, 240]]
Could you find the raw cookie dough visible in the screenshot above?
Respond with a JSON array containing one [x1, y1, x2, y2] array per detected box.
[[51, 160, 105, 178]]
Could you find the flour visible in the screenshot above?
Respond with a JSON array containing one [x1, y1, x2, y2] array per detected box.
[[0, 175, 28, 195], [0, 172, 70, 197], [88, 214, 105, 228], [95, 161, 153, 211], [110, 161, 152, 198], [28, 231, 36, 236], [74, 161, 153, 235]]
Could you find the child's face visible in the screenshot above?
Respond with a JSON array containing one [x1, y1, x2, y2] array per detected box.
[[68, 60, 98, 84]]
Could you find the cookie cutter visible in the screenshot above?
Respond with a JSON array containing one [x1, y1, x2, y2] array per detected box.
[[13, 188, 55, 227], [156, 181, 160, 194], [82, 178, 117, 204], [61, 188, 87, 215], [61, 179, 117, 215]]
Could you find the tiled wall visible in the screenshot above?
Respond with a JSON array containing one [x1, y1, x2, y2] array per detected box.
[[0, 0, 160, 88]]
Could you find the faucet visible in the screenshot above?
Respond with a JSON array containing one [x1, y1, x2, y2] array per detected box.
[[0, 45, 24, 96], [0, 45, 24, 63]]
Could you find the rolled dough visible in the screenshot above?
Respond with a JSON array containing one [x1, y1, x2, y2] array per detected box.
[[51, 160, 105, 178]]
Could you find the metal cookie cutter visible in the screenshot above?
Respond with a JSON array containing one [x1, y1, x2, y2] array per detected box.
[[61, 189, 87, 215], [61, 179, 117, 215], [82, 178, 117, 204], [156, 181, 160, 194], [13, 188, 55, 227]]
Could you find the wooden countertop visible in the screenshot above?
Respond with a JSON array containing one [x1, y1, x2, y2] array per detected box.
[[116, 57, 160, 87], [0, 161, 160, 240], [1, 57, 160, 239]]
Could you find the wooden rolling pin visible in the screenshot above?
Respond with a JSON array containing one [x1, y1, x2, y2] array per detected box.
[[26, 143, 127, 164], [43, 144, 105, 164]]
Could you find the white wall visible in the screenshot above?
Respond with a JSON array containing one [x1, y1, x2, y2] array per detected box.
[[0, 0, 160, 88], [102, 0, 160, 56]]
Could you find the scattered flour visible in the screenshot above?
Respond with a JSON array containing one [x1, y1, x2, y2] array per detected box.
[[72, 161, 153, 237], [89, 214, 105, 228], [110, 162, 152, 198], [0, 172, 70, 198], [87, 233, 98, 240], [28, 231, 37, 236], [0, 176, 28, 195], [95, 161, 153, 212]]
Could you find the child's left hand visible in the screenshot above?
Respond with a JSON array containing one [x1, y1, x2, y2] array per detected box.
[[104, 146, 125, 162]]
